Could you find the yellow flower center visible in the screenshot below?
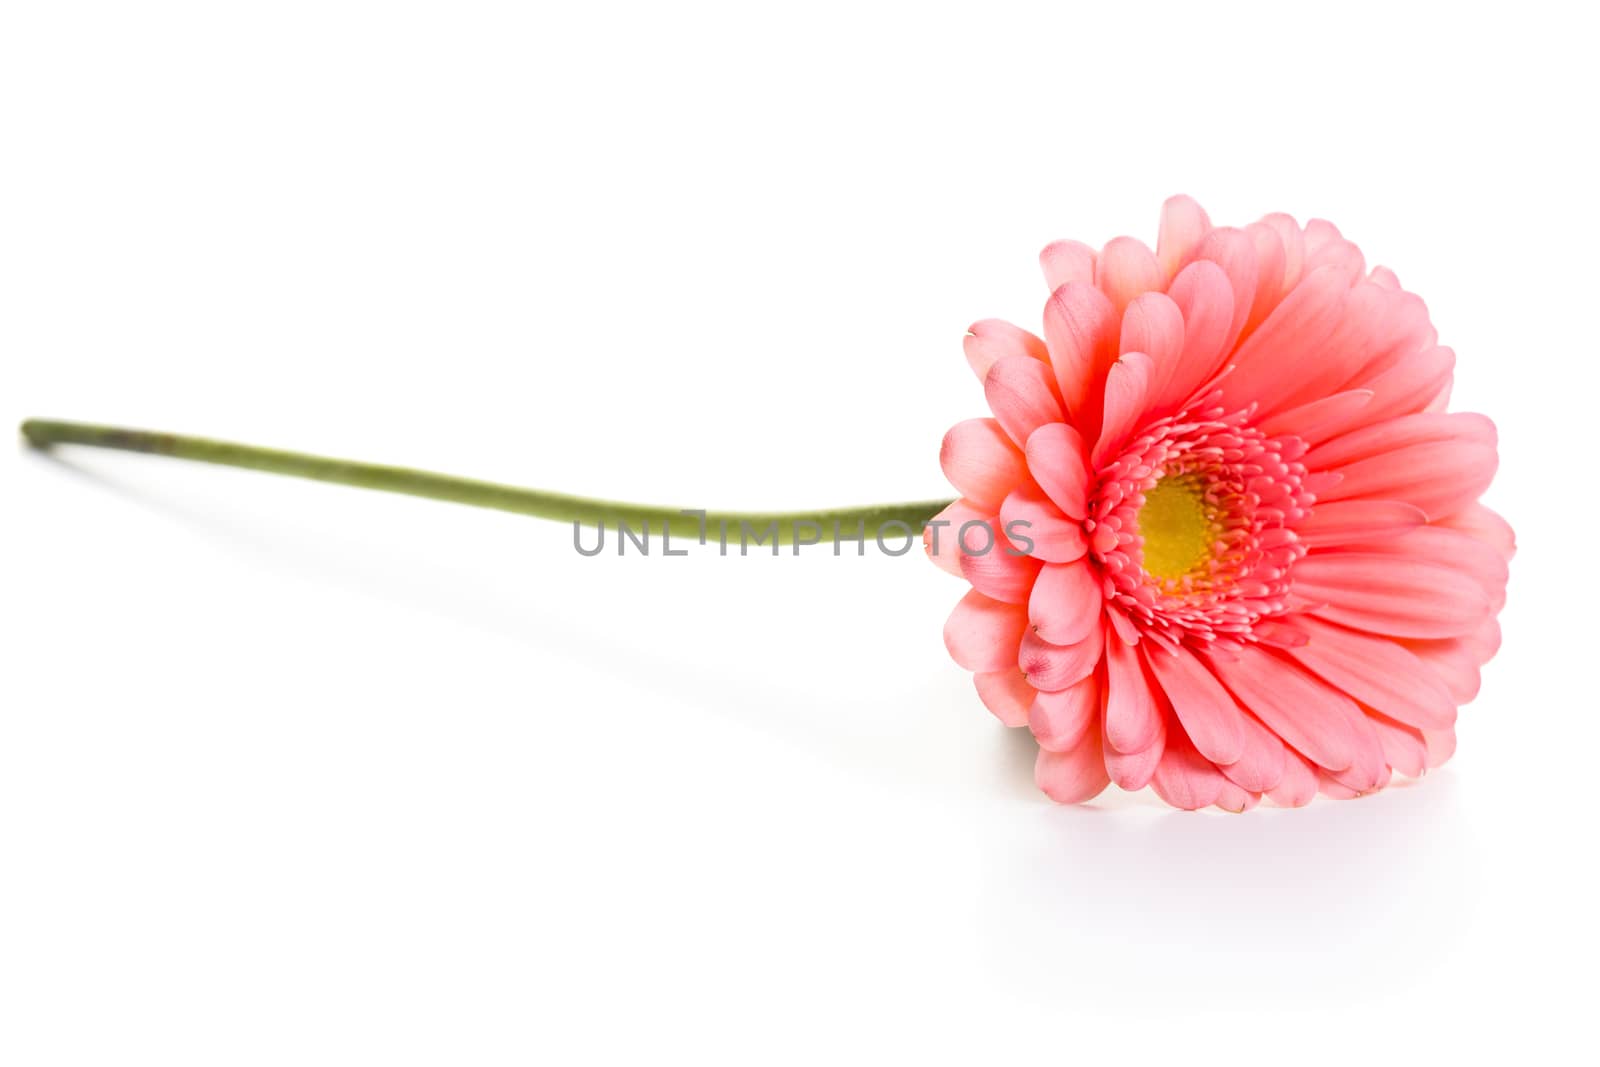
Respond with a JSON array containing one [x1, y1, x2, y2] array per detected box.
[[1136, 473, 1214, 581]]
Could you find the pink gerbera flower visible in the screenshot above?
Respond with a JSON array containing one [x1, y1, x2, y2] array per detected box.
[[930, 196, 1512, 810]]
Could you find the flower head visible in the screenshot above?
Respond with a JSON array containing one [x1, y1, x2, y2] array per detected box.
[[931, 197, 1512, 809]]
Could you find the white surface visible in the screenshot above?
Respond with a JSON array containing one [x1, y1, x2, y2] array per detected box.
[[1, 2, 1595, 1062]]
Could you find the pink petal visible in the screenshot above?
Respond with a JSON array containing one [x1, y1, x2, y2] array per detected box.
[[1293, 499, 1428, 549], [1368, 713, 1428, 778], [1314, 438, 1498, 520], [1093, 352, 1156, 466], [1341, 345, 1456, 428], [1019, 624, 1104, 692], [1206, 646, 1361, 772], [1345, 291, 1436, 385], [1028, 558, 1103, 646], [1242, 220, 1290, 335], [1029, 673, 1100, 752], [1155, 259, 1237, 411], [1252, 618, 1310, 649], [1103, 631, 1161, 753], [959, 542, 1043, 605], [1024, 421, 1091, 520], [1156, 195, 1211, 280], [1304, 411, 1496, 471], [1040, 239, 1097, 292], [974, 669, 1035, 728], [943, 590, 1029, 672], [1120, 291, 1185, 402], [1266, 749, 1319, 808], [1355, 525, 1508, 612], [999, 487, 1087, 563], [1302, 218, 1366, 279], [1191, 227, 1259, 356], [1293, 553, 1492, 639], [1035, 724, 1111, 804], [1106, 606, 1140, 646], [1214, 266, 1350, 412], [1437, 503, 1517, 562], [1262, 282, 1399, 415], [1219, 712, 1288, 793], [940, 418, 1028, 512], [1150, 733, 1228, 811], [1321, 707, 1388, 795], [1461, 616, 1503, 665], [1317, 770, 1383, 801], [1043, 282, 1119, 435], [1095, 235, 1163, 314], [1403, 629, 1490, 705], [923, 498, 991, 577], [1255, 213, 1305, 294], [985, 355, 1066, 448], [1213, 781, 1261, 813], [1424, 726, 1457, 768], [1104, 713, 1165, 791], [950, 510, 1007, 556], [1256, 389, 1376, 448], [1143, 643, 1247, 765], [963, 319, 1048, 383], [1302, 471, 1344, 497], [1424, 381, 1452, 413]]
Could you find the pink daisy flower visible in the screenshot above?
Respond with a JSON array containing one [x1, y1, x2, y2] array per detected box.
[[931, 196, 1512, 810]]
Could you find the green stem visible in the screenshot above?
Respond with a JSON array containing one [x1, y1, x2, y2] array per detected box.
[[20, 418, 953, 547]]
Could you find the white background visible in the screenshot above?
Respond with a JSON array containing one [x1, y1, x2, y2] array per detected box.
[[2, 2, 1595, 1062]]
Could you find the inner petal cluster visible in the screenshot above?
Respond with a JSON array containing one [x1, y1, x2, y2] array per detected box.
[[1088, 403, 1314, 652]]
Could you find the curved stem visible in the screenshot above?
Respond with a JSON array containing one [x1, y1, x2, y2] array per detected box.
[[20, 418, 954, 547]]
